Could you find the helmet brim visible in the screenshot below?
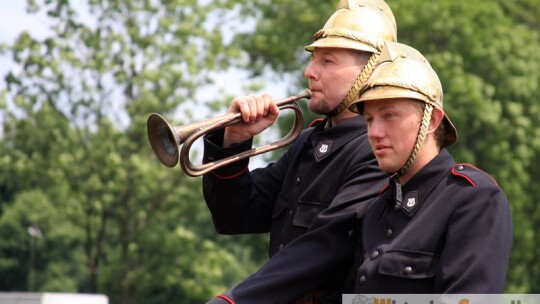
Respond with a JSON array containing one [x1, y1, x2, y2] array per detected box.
[[305, 36, 378, 53]]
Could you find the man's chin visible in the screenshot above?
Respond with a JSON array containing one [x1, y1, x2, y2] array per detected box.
[[308, 104, 331, 116]]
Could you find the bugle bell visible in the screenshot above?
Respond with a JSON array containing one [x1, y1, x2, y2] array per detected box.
[[147, 89, 311, 177]]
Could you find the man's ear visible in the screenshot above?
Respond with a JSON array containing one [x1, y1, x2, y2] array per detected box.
[[429, 106, 445, 133]]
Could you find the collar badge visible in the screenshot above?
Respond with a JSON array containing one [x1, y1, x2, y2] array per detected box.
[[401, 190, 419, 216], [314, 140, 333, 160]]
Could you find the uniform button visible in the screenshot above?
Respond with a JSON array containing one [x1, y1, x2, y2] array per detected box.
[[279, 244, 284, 250], [370, 250, 379, 260], [359, 275, 366, 285], [457, 165, 464, 171], [387, 228, 393, 238], [296, 177, 301, 185], [404, 266, 413, 274]]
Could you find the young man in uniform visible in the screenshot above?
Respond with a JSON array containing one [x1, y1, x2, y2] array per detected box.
[[202, 0, 397, 303], [348, 41, 512, 293]]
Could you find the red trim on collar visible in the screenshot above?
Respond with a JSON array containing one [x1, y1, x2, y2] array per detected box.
[[378, 184, 390, 195], [216, 294, 235, 304], [309, 118, 325, 128], [211, 165, 249, 179]]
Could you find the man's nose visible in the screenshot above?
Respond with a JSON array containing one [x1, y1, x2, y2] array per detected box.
[[304, 61, 317, 79], [368, 120, 384, 139]]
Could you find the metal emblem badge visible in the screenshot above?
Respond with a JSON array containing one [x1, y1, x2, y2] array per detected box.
[[401, 190, 419, 216], [314, 140, 333, 160]]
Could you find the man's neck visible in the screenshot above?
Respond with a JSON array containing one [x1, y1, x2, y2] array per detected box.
[[330, 110, 358, 126], [398, 143, 442, 185]]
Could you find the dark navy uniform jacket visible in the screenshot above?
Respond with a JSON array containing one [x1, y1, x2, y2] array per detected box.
[[352, 149, 513, 293], [202, 116, 387, 303]]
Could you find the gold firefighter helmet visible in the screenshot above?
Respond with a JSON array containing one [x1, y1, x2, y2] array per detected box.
[[350, 41, 457, 147], [305, 0, 397, 54], [349, 41, 458, 175]]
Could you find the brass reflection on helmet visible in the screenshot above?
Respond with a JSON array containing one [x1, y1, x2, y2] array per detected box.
[[305, 0, 397, 54]]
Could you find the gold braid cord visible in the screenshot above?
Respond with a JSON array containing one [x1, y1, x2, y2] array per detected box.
[[365, 79, 437, 103], [314, 28, 386, 51], [397, 103, 433, 176], [328, 52, 381, 116]]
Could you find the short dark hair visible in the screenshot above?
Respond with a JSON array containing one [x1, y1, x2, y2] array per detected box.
[[355, 51, 373, 65]]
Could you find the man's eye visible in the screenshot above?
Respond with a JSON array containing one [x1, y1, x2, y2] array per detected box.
[[364, 116, 373, 125], [384, 113, 395, 119]]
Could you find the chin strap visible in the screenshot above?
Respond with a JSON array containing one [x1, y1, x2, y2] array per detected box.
[[327, 52, 380, 117], [395, 103, 434, 177]]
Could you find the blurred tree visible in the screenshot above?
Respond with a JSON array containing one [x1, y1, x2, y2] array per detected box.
[[0, 0, 263, 303], [0, 103, 85, 292], [0, 189, 84, 292]]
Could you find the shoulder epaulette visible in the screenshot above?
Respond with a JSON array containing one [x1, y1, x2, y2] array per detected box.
[[451, 163, 498, 188]]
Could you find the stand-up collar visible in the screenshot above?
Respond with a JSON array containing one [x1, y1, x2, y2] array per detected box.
[[309, 115, 367, 162], [388, 149, 455, 217]]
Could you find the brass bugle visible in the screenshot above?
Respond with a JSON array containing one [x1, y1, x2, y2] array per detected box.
[[147, 89, 311, 177]]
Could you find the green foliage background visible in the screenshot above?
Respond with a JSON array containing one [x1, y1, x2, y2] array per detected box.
[[0, 0, 538, 303]]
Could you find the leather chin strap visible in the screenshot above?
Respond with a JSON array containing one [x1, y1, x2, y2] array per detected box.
[[326, 52, 380, 117]]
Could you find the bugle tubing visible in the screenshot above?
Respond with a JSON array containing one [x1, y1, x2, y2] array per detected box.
[[147, 89, 311, 176]]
